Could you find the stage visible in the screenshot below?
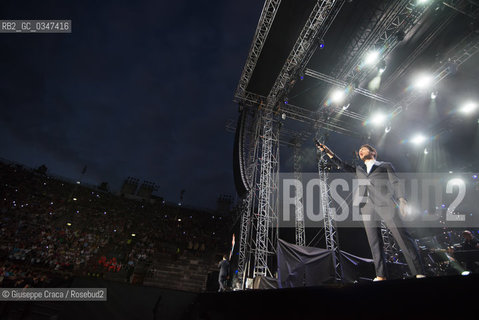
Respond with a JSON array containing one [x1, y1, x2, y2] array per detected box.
[[2, 275, 478, 319], [191, 275, 479, 320]]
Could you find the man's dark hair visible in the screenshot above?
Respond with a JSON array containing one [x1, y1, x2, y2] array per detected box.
[[360, 144, 377, 159]]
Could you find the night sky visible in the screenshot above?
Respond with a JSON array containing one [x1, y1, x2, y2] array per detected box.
[[0, 0, 264, 209]]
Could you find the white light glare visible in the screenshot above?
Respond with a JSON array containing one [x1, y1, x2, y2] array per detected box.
[[414, 74, 433, 89], [424, 148, 428, 155], [370, 113, 386, 126], [430, 92, 437, 100], [364, 50, 380, 65], [449, 178, 464, 187], [461, 271, 471, 276], [418, 0, 430, 4], [411, 134, 427, 145], [460, 102, 477, 114], [331, 89, 346, 103]]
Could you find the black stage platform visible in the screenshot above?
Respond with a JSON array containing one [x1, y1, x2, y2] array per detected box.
[[190, 275, 479, 320], [2, 275, 478, 319]]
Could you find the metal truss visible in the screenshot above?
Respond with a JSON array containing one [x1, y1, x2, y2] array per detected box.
[[392, 32, 479, 113], [254, 108, 280, 278], [317, 145, 343, 281], [331, 1, 391, 79], [380, 221, 400, 263], [340, 0, 434, 85], [237, 109, 262, 288], [305, 68, 393, 104], [235, 90, 366, 127], [268, 0, 338, 102], [292, 139, 305, 246], [380, 9, 458, 91], [234, 0, 282, 101], [252, 0, 340, 278]]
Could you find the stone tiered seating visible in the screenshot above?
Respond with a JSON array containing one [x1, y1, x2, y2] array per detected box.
[[143, 253, 218, 292]]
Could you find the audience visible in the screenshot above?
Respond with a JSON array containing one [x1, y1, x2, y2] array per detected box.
[[0, 160, 231, 287]]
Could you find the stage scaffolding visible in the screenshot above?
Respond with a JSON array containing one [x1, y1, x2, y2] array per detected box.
[[233, 0, 479, 288]]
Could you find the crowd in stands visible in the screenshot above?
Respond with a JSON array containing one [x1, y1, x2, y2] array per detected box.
[[0, 160, 232, 287]]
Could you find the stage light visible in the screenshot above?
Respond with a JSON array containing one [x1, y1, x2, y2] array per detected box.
[[462, 271, 471, 276], [411, 134, 427, 145], [424, 148, 428, 155], [460, 102, 477, 114], [370, 113, 386, 126], [318, 39, 325, 49], [413, 74, 433, 89], [473, 174, 478, 179], [67, 222, 72, 226], [131, 233, 136, 237], [284, 97, 289, 104], [364, 50, 380, 65], [299, 70, 305, 80], [331, 89, 345, 104], [417, 0, 429, 4], [430, 91, 437, 100], [73, 197, 77, 201]]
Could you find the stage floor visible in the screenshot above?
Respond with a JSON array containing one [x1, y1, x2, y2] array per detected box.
[[191, 274, 479, 320]]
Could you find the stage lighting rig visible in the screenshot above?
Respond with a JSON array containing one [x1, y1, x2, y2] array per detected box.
[[460, 102, 477, 114], [378, 59, 387, 74], [413, 74, 433, 89], [411, 134, 427, 145], [330, 89, 346, 104], [370, 113, 387, 126], [318, 39, 325, 49], [364, 50, 380, 65]]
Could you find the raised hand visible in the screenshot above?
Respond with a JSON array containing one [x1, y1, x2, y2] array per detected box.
[[314, 139, 334, 158]]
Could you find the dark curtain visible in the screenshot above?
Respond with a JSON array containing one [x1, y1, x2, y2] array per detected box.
[[277, 239, 334, 288], [277, 239, 374, 288]]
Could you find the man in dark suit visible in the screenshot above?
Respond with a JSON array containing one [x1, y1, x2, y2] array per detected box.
[[218, 255, 230, 292], [316, 142, 424, 280]]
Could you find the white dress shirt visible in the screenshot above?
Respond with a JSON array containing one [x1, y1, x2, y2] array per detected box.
[[365, 159, 381, 174]]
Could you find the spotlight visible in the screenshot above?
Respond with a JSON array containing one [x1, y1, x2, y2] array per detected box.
[[413, 74, 433, 89], [318, 39, 325, 49], [284, 97, 289, 104], [331, 89, 345, 104], [299, 70, 305, 80], [430, 91, 437, 100], [460, 102, 477, 114], [473, 174, 478, 179], [461, 271, 471, 276], [424, 148, 428, 155], [364, 50, 380, 65], [411, 134, 427, 145], [370, 113, 386, 126]]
